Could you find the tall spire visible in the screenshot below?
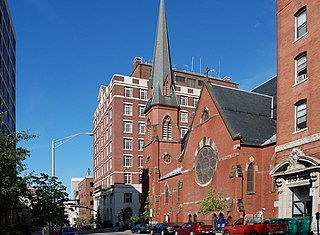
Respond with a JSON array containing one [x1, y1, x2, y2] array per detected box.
[[148, 0, 179, 108]]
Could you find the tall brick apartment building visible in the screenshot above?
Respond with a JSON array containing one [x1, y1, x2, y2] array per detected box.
[[78, 169, 94, 221], [92, 16, 235, 227], [269, 0, 320, 231]]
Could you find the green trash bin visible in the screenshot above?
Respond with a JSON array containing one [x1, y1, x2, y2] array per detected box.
[[296, 217, 310, 235]]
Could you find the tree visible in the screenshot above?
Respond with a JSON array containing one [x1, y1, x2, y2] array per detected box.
[[199, 189, 226, 215], [0, 130, 35, 233], [27, 173, 69, 234], [142, 197, 153, 221]]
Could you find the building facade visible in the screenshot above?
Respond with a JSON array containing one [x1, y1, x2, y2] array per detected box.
[[270, 0, 320, 231], [0, 0, 15, 134], [78, 170, 94, 221], [143, 0, 278, 225]]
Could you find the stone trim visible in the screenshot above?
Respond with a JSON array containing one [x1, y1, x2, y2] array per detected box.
[[275, 133, 320, 153]]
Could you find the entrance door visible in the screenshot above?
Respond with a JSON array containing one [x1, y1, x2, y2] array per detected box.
[[292, 187, 312, 217]]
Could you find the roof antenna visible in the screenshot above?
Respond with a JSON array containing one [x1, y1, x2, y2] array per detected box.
[[205, 66, 210, 82]]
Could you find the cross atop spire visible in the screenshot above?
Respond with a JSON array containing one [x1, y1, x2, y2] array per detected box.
[[147, 0, 179, 109]]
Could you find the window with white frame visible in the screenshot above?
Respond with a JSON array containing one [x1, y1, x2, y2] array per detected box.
[[110, 124, 112, 136], [124, 121, 133, 133], [124, 173, 132, 184], [139, 105, 145, 117], [139, 122, 145, 134], [124, 193, 132, 203], [139, 155, 143, 168], [180, 96, 188, 106], [110, 108, 112, 119], [124, 155, 133, 167], [109, 157, 113, 170], [109, 141, 112, 153], [106, 160, 109, 172], [180, 111, 188, 123], [296, 100, 307, 131], [124, 138, 133, 150], [296, 8, 307, 39], [295, 53, 307, 83], [193, 98, 199, 107], [139, 139, 144, 151], [140, 89, 147, 100], [124, 86, 133, 97], [180, 127, 188, 138], [124, 103, 133, 116], [162, 116, 172, 140]]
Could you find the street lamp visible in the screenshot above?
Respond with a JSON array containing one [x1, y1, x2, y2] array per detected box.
[[51, 132, 93, 177]]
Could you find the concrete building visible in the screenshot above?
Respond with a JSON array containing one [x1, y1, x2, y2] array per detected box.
[[68, 178, 84, 225], [270, 0, 320, 231], [0, 0, 16, 134], [92, 2, 235, 226]]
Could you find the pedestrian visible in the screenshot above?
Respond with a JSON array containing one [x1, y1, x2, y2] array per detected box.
[[217, 213, 226, 232]]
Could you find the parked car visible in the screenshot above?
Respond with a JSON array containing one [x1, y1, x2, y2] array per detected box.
[[132, 223, 151, 233], [151, 223, 179, 235], [81, 225, 92, 230], [61, 226, 78, 235], [222, 215, 287, 235], [175, 222, 213, 235]]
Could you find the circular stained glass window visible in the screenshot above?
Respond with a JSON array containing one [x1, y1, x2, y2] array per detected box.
[[194, 146, 218, 186]]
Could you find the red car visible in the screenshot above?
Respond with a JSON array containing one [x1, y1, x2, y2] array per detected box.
[[222, 217, 286, 235], [175, 222, 213, 235]]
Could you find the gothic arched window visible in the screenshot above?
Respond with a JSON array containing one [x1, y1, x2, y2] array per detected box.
[[162, 116, 172, 140], [247, 163, 254, 193], [201, 107, 209, 123], [165, 184, 169, 205]]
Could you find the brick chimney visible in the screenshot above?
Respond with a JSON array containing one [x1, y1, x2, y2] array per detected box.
[[133, 57, 142, 70]]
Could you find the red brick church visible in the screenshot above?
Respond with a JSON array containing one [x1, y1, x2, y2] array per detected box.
[[143, 0, 320, 232]]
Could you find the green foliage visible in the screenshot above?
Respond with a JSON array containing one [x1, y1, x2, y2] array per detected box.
[[0, 130, 36, 228], [199, 189, 226, 215], [27, 173, 69, 227], [142, 197, 153, 220], [130, 215, 141, 222]]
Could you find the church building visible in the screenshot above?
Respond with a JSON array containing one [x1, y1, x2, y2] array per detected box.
[[143, 0, 278, 225]]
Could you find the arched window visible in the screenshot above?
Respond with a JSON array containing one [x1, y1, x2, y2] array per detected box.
[[193, 214, 198, 222], [147, 119, 151, 143], [247, 163, 254, 193], [165, 184, 169, 205], [201, 107, 209, 123], [162, 116, 172, 140], [188, 214, 192, 222]]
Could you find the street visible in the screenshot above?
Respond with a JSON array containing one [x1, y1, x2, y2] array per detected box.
[[32, 228, 132, 235]]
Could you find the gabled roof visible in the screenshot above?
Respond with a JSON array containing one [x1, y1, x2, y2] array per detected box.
[[207, 82, 276, 146]]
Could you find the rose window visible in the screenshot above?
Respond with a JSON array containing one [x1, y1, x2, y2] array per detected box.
[[194, 146, 217, 185]]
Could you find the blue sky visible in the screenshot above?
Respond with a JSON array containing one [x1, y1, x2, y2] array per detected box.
[[9, 0, 276, 195]]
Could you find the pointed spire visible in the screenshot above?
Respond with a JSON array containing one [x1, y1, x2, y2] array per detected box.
[[149, 0, 179, 108]]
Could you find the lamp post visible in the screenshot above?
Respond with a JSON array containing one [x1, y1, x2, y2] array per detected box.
[[51, 132, 93, 177]]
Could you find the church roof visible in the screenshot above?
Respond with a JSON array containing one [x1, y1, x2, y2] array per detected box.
[[207, 82, 276, 146], [145, 0, 179, 113]]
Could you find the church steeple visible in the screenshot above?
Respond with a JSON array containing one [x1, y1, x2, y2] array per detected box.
[[147, 0, 179, 109]]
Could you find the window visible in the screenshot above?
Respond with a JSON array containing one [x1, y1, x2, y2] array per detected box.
[[110, 124, 112, 136], [124, 155, 132, 167], [180, 127, 188, 138], [293, 187, 311, 217], [109, 157, 113, 170], [124, 173, 132, 184], [125, 87, 133, 97], [110, 108, 112, 119], [247, 163, 254, 193], [140, 89, 147, 100], [176, 76, 185, 83], [109, 141, 112, 153], [124, 121, 133, 133], [187, 78, 196, 88], [139, 174, 142, 184], [198, 80, 203, 86], [139, 155, 143, 168], [180, 111, 188, 123], [139, 122, 145, 134], [139, 139, 144, 151], [139, 105, 145, 117], [296, 100, 307, 131], [296, 8, 307, 39], [295, 53, 307, 83], [162, 116, 172, 140], [193, 98, 199, 107], [165, 184, 169, 205], [201, 108, 209, 123], [180, 96, 188, 106], [124, 138, 133, 150], [124, 193, 132, 203], [124, 103, 133, 116]]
